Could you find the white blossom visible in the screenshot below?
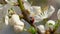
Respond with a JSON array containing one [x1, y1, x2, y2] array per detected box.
[[10, 14, 24, 32], [4, 4, 24, 32], [19, 0, 55, 23], [38, 6, 55, 19], [30, 6, 42, 22], [37, 25, 45, 34], [45, 20, 55, 30], [30, 5, 55, 22], [47, 5, 55, 17]]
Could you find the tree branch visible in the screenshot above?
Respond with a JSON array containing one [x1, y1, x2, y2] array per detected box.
[[17, 0, 41, 34]]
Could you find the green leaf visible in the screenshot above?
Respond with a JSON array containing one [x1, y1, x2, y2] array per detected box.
[[28, 26, 36, 34], [54, 20, 60, 31]]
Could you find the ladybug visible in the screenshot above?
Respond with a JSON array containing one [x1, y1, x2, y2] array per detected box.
[[29, 16, 35, 24]]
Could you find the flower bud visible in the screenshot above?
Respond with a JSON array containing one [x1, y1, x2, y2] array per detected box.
[[37, 25, 45, 34], [10, 14, 24, 32], [45, 20, 55, 31]]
